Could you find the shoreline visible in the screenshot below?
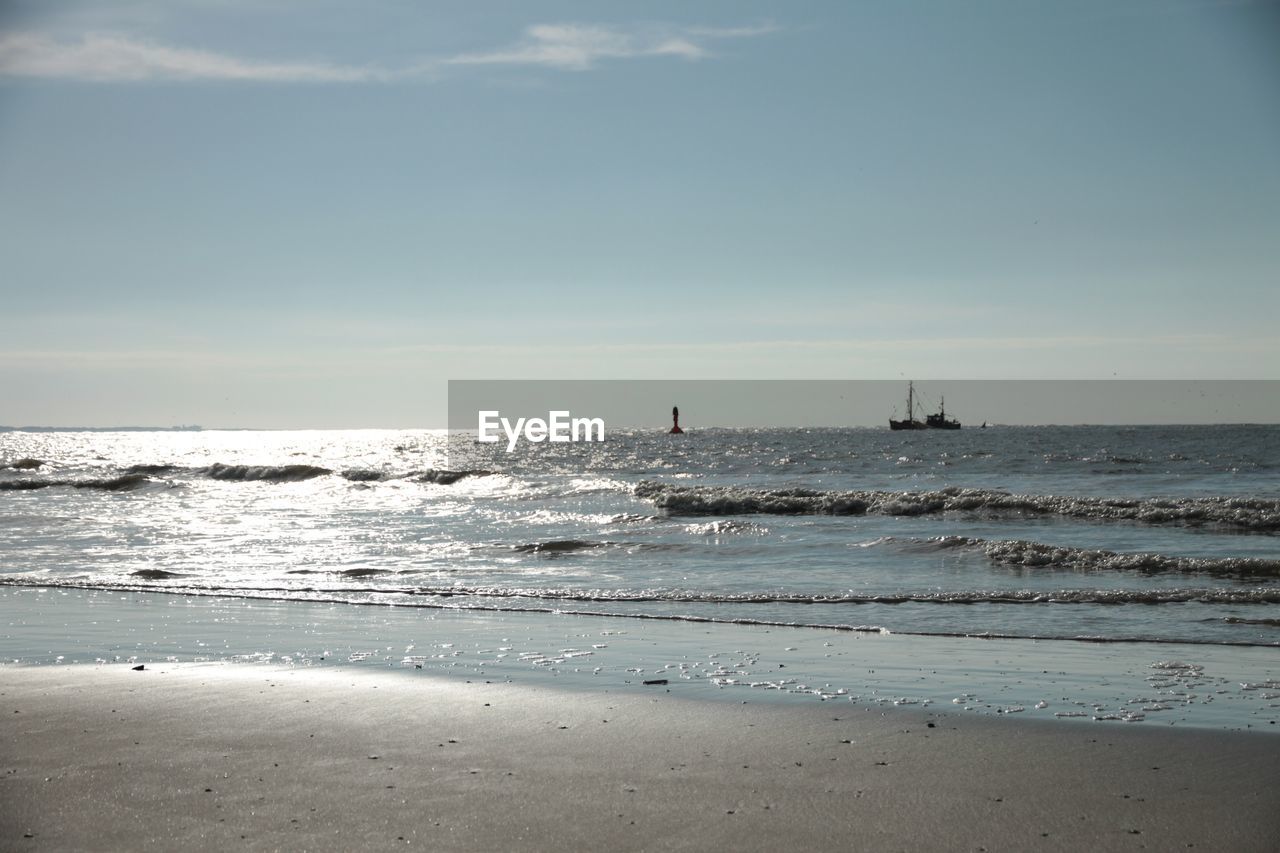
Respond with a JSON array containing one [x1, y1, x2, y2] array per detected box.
[[3, 585, 1278, 733], [3, 661, 1279, 851]]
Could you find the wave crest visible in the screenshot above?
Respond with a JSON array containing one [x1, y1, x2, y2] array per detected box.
[[1, 458, 44, 470], [902, 535, 1280, 578], [513, 540, 605, 554], [416, 469, 492, 485], [0, 473, 151, 492], [203, 463, 332, 483], [341, 469, 390, 482], [634, 482, 1280, 531]]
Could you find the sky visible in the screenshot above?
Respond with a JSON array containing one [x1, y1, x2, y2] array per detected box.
[[1, 0, 1277, 428]]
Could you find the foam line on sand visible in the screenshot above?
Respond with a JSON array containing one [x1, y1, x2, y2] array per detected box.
[[2, 663, 1278, 851]]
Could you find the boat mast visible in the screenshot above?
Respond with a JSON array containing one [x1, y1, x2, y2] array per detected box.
[[907, 381, 914, 423]]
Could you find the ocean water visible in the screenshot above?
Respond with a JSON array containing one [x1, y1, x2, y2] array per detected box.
[[2, 425, 1278, 727]]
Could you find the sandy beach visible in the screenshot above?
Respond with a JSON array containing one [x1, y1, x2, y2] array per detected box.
[[3, 663, 1277, 852]]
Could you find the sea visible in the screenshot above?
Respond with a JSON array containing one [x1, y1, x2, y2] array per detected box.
[[2, 424, 1278, 730]]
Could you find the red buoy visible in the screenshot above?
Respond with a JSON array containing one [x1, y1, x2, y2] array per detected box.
[[669, 406, 684, 434]]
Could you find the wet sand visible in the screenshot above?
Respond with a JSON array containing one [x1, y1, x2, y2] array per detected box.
[[2, 663, 1278, 852]]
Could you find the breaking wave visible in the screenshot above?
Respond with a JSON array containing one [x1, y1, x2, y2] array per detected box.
[[14, 573, 1270, 607], [390, 584, 1280, 607], [340, 469, 390, 482], [684, 519, 769, 536], [1, 458, 44, 470], [125, 463, 180, 475], [1, 576, 1276, 646], [78, 473, 153, 491], [902, 535, 1280, 577], [0, 473, 152, 492], [130, 569, 186, 579], [2, 461, 501, 488], [503, 540, 687, 557], [203, 463, 333, 482], [634, 482, 1280, 531], [416, 469, 493, 485], [513, 539, 606, 554], [284, 568, 403, 576]]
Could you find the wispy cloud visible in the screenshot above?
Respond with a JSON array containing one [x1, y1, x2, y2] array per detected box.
[[442, 23, 774, 72], [0, 32, 381, 82], [0, 22, 776, 83]]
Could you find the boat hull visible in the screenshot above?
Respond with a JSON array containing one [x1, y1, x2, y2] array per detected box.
[[889, 419, 927, 431]]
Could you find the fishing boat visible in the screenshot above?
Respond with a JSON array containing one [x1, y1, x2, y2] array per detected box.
[[889, 381, 961, 430]]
